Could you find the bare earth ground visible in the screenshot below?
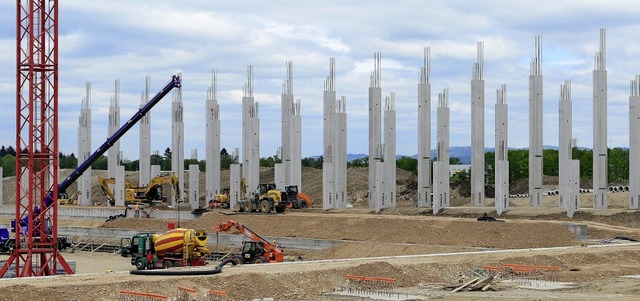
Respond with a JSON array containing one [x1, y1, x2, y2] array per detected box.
[[1, 169, 640, 300]]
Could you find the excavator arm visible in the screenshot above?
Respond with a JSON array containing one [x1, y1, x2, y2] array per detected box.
[[98, 176, 116, 204], [214, 220, 284, 262]]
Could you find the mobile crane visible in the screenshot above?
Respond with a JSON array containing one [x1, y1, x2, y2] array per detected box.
[[2, 75, 181, 255], [214, 219, 284, 264]]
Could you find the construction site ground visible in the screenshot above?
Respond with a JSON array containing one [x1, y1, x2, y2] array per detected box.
[[1, 169, 640, 300]]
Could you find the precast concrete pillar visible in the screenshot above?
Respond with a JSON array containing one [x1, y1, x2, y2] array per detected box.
[[384, 93, 396, 207], [115, 166, 125, 206], [230, 163, 241, 210], [418, 47, 432, 208], [568, 158, 580, 218], [630, 75, 640, 209], [593, 28, 608, 209], [108, 80, 121, 180], [495, 85, 509, 215], [242, 66, 259, 195], [434, 89, 450, 214], [529, 35, 544, 207], [150, 165, 161, 179], [78, 82, 92, 206], [139, 75, 151, 186], [471, 41, 485, 207], [0, 167, 3, 204], [368, 52, 382, 208], [323, 58, 346, 209], [336, 97, 348, 208], [171, 72, 185, 207], [281, 62, 294, 186], [375, 155, 386, 213], [274, 162, 285, 190], [189, 164, 199, 209], [559, 80, 572, 210], [206, 71, 221, 201], [322, 162, 334, 210], [291, 100, 302, 190]]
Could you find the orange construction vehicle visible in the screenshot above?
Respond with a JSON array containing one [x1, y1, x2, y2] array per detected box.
[[214, 220, 284, 264]]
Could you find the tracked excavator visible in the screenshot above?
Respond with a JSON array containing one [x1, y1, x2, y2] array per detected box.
[[214, 219, 284, 264], [98, 172, 179, 206]]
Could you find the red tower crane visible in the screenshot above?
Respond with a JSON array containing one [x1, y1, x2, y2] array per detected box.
[[0, 0, 73, 277]]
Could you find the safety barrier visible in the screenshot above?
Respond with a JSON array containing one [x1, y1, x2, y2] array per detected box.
[[176, 286, 197, 301], [118, 290, 168, 301], [344, 274, 397, 296], [206, 290, 227, 301]]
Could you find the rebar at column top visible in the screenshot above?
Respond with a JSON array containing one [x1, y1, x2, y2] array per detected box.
[[632, 75, 640, 97], [560, 80, 571, 102], [497, 84, 507, 105]]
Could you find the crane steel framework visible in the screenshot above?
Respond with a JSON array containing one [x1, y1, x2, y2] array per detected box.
[[0, 0, 73, 277]]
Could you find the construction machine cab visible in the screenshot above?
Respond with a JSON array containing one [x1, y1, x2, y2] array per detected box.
[[239, 241, 267, 264]]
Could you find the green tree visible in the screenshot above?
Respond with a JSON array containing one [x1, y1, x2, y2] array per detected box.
[[484, 152, 495, 184], [608, 147, 629, 184], [0, 154, 16, 176], [347, 157, 368, 168], [396, 156, 417, 175], [91, 155, 108, 170], [542, 149, 559, 177]]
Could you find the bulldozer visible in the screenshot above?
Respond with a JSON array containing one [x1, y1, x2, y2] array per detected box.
[[98, 172, 179, 206]]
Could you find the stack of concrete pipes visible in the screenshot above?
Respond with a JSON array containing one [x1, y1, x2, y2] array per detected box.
[[608, 186, 630, 193]]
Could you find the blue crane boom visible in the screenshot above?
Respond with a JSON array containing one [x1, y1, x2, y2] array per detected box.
[[21, 75, 181, 228]]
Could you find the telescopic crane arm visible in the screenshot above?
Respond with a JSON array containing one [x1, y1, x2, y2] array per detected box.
[[214, 219, 283, 261], [22, 75, 181, 229]]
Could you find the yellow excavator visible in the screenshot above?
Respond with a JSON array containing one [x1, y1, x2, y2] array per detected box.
[[98, 172, 179, 206]]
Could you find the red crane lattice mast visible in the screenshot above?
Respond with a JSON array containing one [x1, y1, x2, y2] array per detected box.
[[0, 0, 73, 277]]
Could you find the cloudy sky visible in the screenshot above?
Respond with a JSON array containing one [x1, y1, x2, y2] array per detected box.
[[1, 1, 640, 161]]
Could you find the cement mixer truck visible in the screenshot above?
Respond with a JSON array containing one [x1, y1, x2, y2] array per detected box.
[[120, 228, 210, 270]]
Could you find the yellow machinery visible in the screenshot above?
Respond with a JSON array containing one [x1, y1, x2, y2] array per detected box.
[[98, 172, 179, 206], [236, 183, 291, 213], [120, 228, 210, 269], [58, 191, 78, 205], [209, 188, 230, 209]]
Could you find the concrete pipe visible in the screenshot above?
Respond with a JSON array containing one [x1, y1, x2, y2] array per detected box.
[[624, 186, 630, 192], [608, 186, 615, 192]]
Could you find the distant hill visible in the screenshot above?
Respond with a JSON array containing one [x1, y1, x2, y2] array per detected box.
[[320, 145, 570, 164]]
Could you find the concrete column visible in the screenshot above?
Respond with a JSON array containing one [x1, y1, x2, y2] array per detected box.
[[630, 75, 640, 209], [291, 100, 302, 190], [115, 166, 125, 206], [593, 28, 608, 209], [139, 75, 151, 186], [171, 72, 185, 207], [78, 82, 92, 206], [230, 163, 241, 210], [375, 155, 386, 213], [322, 162, 334, 210], [189, 164, 199, 209], [418, 47, 432, 208], [281, 62, 294, 186], [242, 66, 259, 195], [368, 52, 382, 208], [206, 71, 221, 202], [150, 165, 161, 179], [384, 93, 396, 207], [495, 85, 509, 215], [274, 162, 285, 190], [559, 80, 572, 210], [471, 41, 485, 207], [434, 89, 450, 214], [323, 58, 337, 209], [529, 35, 544, 207], [108, 80, 121, 180], [568, 158, 580, 218], [336, 97, 348, 208], [0, 167, 3, 204]]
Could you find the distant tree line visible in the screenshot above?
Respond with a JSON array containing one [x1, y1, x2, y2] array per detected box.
[[0, 145, 631, 185]]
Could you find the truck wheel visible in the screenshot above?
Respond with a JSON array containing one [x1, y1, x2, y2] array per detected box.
[[298, 200, 307, 209], [234, 202, 243, 212], [260, 200, 271, 213], [135, 259, 146, 270], [253, 256, 267, 264], [163, 261, 173, 269], [243, 202, 252, 212], [173, 261, 182, 267]]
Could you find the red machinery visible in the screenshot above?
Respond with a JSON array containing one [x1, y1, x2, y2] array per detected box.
[[214, 220, 284, 264]]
